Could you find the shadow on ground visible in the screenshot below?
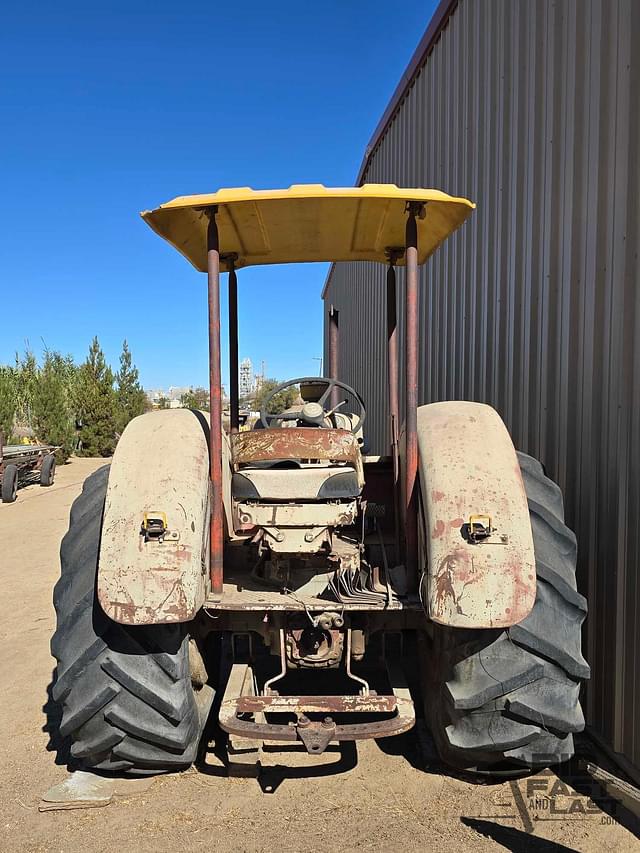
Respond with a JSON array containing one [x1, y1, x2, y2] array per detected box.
[[461, 817, 581, 852]]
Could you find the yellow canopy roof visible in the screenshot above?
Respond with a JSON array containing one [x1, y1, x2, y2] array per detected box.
[[141, 183, 475, 273]]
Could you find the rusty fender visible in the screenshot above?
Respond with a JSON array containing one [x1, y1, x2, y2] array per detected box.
[[416, 402, 536, 629], [97, 409, 211, 625]]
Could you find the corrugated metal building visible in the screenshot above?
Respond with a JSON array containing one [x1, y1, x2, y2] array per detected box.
[[324, 0, 640, 773]]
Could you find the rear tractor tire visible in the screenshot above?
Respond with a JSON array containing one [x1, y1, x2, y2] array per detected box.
[[424, 451, 590, 778], [51, 465, 214, 774]]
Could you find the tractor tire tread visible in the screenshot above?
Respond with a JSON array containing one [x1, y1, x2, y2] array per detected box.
[[51, 465, 210, 774], [427, 452, 589, 776]]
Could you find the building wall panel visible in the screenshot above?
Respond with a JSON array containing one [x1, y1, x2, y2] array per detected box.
[[324, 0, 640, 770]]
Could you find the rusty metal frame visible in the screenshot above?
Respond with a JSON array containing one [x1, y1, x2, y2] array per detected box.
[[218, 658, 415, 754], [201, 197, 424, 612], [235, 694, 397, 714], [231, 428, 362, 469]]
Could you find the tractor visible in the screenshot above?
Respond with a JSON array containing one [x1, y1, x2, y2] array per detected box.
[[51, 184, 589, 778]]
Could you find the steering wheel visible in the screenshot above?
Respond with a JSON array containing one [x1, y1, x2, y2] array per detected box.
[[259, 377, 366, 434]]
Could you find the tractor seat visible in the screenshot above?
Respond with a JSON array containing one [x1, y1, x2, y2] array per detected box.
[[232, 466, 361, 500], [230, 427, 364, 502]]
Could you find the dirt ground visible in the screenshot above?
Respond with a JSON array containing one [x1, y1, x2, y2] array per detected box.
[[0, 457, 638, 853]]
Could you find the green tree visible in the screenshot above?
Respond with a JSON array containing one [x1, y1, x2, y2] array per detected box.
[[14, 349, 38, 427], [115, 340, 147, 433], [253, 379, 299, 415], [0, 366, 17, 442], [75, 337, 117, 456], [157, 396, 170, 410], [180, 387, 210, 411], [31, 350, 76, 462]]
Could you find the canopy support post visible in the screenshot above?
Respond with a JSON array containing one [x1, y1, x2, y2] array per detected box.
[[227, 255, 239, 434], [404, 203, 423, 582], [328, 306, 339, 408], [386, 251, 402, 565], [207, 208, 224, 598]]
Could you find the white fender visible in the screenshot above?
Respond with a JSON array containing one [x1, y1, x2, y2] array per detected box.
[[97, 409, 211, 625], [417, 401, 536, 628]]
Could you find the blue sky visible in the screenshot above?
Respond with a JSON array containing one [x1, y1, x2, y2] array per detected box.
[[0, 1, 436, 389]]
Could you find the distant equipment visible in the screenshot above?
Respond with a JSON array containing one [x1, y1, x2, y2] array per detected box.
[[0, 433, 57, 502]]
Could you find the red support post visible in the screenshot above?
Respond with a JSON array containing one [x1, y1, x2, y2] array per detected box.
[[207, 210, 224, 597], [328, 306, 339, 379], [328, 306, 339, 407], [386, 259, 401, 564]]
